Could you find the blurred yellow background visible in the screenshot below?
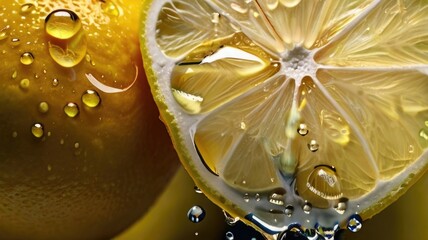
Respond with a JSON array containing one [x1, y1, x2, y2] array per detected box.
[[117, 168, 428, 240]]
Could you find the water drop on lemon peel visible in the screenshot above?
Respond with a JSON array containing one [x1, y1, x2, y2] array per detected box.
[[141, 0, 428, 239], [0, 1, 180, 239]]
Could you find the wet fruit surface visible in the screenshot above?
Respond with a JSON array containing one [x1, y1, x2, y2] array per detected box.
[[0, 0, 179, 239]]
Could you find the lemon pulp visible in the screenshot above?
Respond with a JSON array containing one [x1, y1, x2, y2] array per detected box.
[[141, 0, 428, 238]]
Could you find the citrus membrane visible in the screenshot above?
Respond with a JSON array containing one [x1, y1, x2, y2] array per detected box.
[[141, 0, 428, 238]]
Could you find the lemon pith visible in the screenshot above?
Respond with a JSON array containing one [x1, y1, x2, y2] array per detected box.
[[141, 0, 428, 238]]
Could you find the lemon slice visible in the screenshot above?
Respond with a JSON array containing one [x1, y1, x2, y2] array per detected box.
[[141, 0, 428, 238]]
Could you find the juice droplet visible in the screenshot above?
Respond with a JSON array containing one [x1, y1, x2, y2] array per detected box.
[[347, 214, 363, 232], [45, 9, 82, 39], [187, 205, 205, 223], [38, 101, 49, 113], [279, 0, 302, 8], [81, 89, 101, 108], [307, 139, 319, 152], [306, 165, 342, 200], [101, 0, 123, 17], [31, 123, 44, 138], [297, 123, 308, 136], [302, 202, 312, 214], [20, 78, 30, 90], [64, 102, 79, 118], [20, 52, 35, 65]]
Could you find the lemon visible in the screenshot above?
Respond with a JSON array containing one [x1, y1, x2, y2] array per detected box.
[[0, 0, 179, 239], [141, 0, 428, 239]]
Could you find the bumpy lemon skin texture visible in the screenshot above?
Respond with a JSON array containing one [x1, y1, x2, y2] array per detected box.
[[0, 1, 179, 239]]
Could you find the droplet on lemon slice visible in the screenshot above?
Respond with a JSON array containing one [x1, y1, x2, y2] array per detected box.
[[141, 0, 428, 238]]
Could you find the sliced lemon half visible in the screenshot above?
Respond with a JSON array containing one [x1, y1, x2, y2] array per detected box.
[[141, 0, 428, 238]]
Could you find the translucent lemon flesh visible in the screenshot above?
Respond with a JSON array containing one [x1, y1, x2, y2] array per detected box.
[[141, 0, 428, 237]]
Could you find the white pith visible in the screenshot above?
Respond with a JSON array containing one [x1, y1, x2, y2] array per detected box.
[[143, 0, 428, 238]]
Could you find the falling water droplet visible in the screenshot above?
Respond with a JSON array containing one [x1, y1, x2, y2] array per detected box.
[[225, 231, 234, 240], [45, 9, 82, 39], [31, 123, 44, 138], [187, 205, 205, 223], [38, 101, 49, 114], [20, 52, 35, 65], [81, 89, 101, 108], [307, 139, 319, 152], [297, 123, 308, 136], [64, 102, 79, 118], [302, 202, 312, 214]]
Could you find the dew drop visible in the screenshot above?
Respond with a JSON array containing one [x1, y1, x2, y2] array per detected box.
[[101, 0, 123, 17], [302, 202, 312, 214], [285, 205, 294, 217], [64, 102, 79, 118], [45, 9, 82, 39], [31, 123, 44, 138], [306, 165, 342, 200], [20, 3, 36, 14], [307, 139, 319, 152], [20, 52, 34, 65], [20, 78, 30, 90], [347, 214, 363, 233], [334, 199, 347, 215], [243, 193, 250, 202], [187, 205, 205, 223], [81, 89, 101, 108], [52, 78, 59, 86], [225, 231, 234, 240], [194, 186, 203, 194], [297, 123, 308, 136], [38, 101, 49, 113]]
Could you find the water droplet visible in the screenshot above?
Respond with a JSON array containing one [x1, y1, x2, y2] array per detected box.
[[11, 70, 17, 79], [269, 191, 285, 206], [20, 52, 34, 65], [171, 88, 203, 114], [45, 9, 82, 39], [297, 123, 308, 136], [243, 193, 250, 202], [64, 102, 79, 118], [101, 0, 123, 17], [347, 214, 363, 233], [419, 129, 428, 140], [194, 186, 203, 194], [31, 123, 44, 138], [255, 193, 261, 201], [280, 0, 302, 8], [81, 89, 101, 108], [20, 78, 30, 90], [0, 26, 10, 41], [38, 101, 49, 113], [11, 38, 20, 46], [211, 12, 220, 24], [307, 139, 319, 152], [302, 202, 312, 214], [306, 165, 342, 200], [20, 3, 36, 14], [266, 0, 279, 10], [52, 78, 59, 86], [285, 205, 294, 217], [334, 199, 347, 214], [187, 205, 205, 223], [240, 121, 247, 130], [225, 231, 234, 240]]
